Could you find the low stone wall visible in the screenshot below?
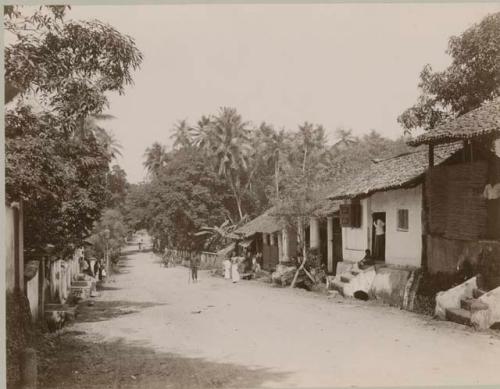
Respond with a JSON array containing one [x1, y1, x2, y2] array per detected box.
[[344, 268, 376, 298], [25, 261, 40, 322], [369, 267, 412, 307], [434, 277, 478, 319], [333, 261, 420, 309], [471, 286, 500, 329]]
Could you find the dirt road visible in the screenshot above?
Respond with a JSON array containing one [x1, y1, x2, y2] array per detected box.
[[39, 250, 500, 388]]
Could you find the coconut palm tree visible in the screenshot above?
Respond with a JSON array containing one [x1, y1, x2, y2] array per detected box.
[[333, 127, 358, 149], [193, 108, 254, 220], [170, 119, 193, 150], [143, 142, 167, 177], [256, 122, 288, 201]]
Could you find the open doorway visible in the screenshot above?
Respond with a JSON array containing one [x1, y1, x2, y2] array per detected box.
[[319, 220, 328, 270], [371, 212, 386, 262], [331, 216, 342, 274]]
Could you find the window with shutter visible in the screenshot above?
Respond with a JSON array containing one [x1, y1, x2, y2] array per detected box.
[[339, 202, 362, 228], [397, 209, 409, 231]]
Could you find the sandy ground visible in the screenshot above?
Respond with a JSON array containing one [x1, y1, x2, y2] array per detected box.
[[38, 249, 500, 388]]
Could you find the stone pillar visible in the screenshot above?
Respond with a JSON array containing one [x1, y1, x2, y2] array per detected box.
[[327, 217, 334, 273], [282, 229, 289, 261], [285, 227, 298, 260], [277, 232, 283, 262], [309, 217, 320, 250]]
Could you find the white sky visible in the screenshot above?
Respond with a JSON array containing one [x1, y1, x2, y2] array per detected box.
[[64, 3, 500, 183]]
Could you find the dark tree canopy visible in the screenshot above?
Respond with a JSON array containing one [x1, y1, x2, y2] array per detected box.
[[4, 6, 143, 258], [398, 12, 500, 133]]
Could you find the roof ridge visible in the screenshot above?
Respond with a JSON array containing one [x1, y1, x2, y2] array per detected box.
[[373, 149, 422, 163]]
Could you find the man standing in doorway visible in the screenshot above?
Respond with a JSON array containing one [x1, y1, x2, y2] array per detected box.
[[373, 218, 385, 261]]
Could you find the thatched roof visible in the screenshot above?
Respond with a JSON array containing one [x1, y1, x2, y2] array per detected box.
[[313, 198, 342, 217], [234, 207, 282, 237], [328, 143, 462, 200], [408, 98, 500, 146]]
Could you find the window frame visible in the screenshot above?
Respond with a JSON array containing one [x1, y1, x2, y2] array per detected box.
[[397, 209, 409, 232]]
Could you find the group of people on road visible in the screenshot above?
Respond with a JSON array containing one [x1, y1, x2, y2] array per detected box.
[[223, 246, 263, 283], [223, 255, 241, 283]]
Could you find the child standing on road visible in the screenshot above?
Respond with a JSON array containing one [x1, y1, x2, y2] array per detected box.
[[190, 254, 200, 283]]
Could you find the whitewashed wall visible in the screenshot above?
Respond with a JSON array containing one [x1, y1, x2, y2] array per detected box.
[[341, 185, 423, 268], [26, 271, 39, 321], [370, 185, 422, 268], [342, 198, 370, 262]]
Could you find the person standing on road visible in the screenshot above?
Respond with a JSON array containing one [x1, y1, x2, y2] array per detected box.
[[231, 256, 241, 283], [190, 254, 200, 283], [223, 255, 232, 279]]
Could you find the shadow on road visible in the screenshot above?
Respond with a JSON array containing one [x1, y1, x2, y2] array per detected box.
[[96, 284, 122, 292], [38, 333, 290, 389], [76, 300, 165, 323]]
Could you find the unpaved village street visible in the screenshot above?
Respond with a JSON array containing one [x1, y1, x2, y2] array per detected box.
[[39, 249, 500, 388]]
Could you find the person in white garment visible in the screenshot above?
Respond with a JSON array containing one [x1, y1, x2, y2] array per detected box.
[[373, 218, 385, 261], [231, 256, 241, 283], [223, 255, 232, 279]]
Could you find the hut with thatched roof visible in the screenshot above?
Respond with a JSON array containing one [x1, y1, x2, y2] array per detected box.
[[328, 143, 462, 270], [407, 98, 500, 279]]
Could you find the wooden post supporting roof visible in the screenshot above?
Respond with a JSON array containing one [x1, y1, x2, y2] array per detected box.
[[428, 144, 434, 168]]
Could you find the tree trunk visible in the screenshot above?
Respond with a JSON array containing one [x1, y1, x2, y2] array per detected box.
[[228, 173, 244, 220], [290, 218, 314, 288], [275, 154, 279, 202], [235, 196, 244, 221]]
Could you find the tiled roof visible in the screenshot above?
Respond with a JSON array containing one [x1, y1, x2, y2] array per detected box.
[[234, 207, 282, 237], [327, 143, 462, 199], [408, 98, 500, 146]]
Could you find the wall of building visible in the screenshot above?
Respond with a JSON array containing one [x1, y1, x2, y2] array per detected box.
[[342, 198, 370, 262], [5, 204, 24, 293], [427, 236, 479, 274], [26, 271, 39, 322], [5, 206, 16, 292], [370, 185, 422, 268], [341, 186, 422, 267], [426, 161, 488, 240]]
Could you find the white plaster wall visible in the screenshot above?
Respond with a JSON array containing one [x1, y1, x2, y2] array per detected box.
[[5, 207, 16, 292], [26, 272, 39, 321], [342, 198, 370, 262], [370, 185, 422, 268]]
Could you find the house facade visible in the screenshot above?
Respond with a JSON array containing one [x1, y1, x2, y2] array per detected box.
[[232, 203, 343, 273], [408, 98, 500, 286], [329, 144, 461, 270], [341, 186, 423, 268]]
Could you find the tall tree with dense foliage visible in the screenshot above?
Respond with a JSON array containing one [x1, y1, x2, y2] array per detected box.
[[143, 148, 233, 251], [4, 6, 143, 258], [398, 12, 500, 133]]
